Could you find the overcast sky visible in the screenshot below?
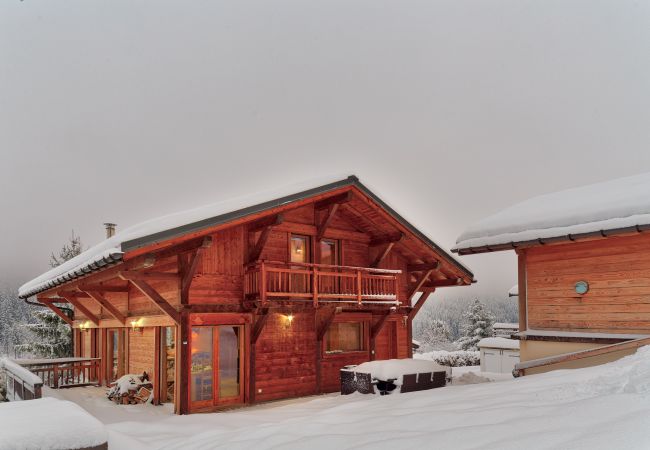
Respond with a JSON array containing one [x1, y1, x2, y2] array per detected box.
[[1, 0, 650, 301]]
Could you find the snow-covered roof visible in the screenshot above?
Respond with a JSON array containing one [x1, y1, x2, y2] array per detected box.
[[477, 337, 520, 350], [508, 285, 518, 297], [20, 175, 472, 298], [493, 322, 519, 329], [453, 172, 650, 254]]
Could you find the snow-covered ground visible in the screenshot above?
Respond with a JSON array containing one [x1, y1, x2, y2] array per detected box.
[[35, 348, 650, 449]]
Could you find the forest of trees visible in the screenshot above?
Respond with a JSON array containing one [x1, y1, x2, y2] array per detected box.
[[413, 295, 518, 352], [0, 232, 82, 358]]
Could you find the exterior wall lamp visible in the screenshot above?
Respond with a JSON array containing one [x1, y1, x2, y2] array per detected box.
[[131, 318, 144, 332]]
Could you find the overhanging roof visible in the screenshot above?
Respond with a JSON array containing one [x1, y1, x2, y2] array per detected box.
[[20, 175, 473, 298]]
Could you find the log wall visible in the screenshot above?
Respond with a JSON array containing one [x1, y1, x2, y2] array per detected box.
[[526, 233, 650, 334]]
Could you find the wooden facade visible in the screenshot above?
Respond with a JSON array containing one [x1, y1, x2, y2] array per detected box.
[[27, 179, 472, 413], [520, 232, 650, 335]]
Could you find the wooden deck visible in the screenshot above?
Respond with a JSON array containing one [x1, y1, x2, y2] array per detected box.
[[244, 261, 401, 307]]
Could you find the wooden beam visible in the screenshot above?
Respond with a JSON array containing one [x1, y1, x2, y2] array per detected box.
[[77, 284, 130, 292], [119, 271, 180, 282], [314, 191, 353, 210], [408, 291, 432, 321], [248, 214, 284, 233], [407, 269, 433, 300], [251, 308, 270, 344], [248, 226, 274, 264], [317, 308, 338, 341], [127, 279, 181, 325], [423, 278, 464, 288], [371, 313, 392, 339], [84, 291, 127, 325], [181, 239, 210, 301], [40, 300, 73, 326], [59, 294, 100, 326], [369, 233, 404, 247], [316, 203, 339, 241], [371, 242, 395, 268], [407, 261, 441, 272]]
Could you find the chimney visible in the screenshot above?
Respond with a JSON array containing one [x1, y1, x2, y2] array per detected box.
[[104, 223, 116, 239]]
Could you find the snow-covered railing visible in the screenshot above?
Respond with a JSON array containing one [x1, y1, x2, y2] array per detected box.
[[514, 336, 650, 376], [0, 357, 44, 401], [12, 357, 101, 389]]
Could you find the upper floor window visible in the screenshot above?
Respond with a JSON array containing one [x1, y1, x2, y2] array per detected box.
[[319, 239, 339, 266], [290, 235, 310, 264]]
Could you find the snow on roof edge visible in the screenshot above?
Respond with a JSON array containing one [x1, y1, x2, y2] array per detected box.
[[20, 175, 473, 298], [453, 172, 650, 253]]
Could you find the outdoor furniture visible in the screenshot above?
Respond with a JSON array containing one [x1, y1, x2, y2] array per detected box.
[[340, 359, 450, 395]]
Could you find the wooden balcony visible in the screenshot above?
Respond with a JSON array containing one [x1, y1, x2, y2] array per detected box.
[[244, 261, 401, 307]]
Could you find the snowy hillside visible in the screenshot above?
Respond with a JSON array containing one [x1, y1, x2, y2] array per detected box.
[[44, 347, 650, 450]]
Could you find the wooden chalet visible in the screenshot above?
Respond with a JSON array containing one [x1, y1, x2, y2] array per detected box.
[[19, 176, 473, 413], [454, 172, 650, 375]]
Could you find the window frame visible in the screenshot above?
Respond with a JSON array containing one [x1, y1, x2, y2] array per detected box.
[[322, 315, 370, 357]]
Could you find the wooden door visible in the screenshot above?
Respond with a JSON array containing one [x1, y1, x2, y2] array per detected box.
[[190, 325, 244, 411]]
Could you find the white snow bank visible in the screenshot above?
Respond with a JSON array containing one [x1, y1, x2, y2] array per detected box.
[[478, 337, 520, 350], [99, 346, 650, 450], [0, 357, 43, 387], [0, 397, 107, 450], [454, 171, 650, 251]]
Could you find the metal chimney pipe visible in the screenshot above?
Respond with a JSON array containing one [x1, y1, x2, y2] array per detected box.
[[104, 223, 116, 238]]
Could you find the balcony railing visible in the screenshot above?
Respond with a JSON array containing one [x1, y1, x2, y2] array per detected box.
[[11, 357, 100, 389], [244, 261, 401, 306]]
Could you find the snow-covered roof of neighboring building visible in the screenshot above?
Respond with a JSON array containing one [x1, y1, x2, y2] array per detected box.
[[493, 322, 519, 329], [20, 175, 473, 298], [477, 337, 520, 350], [453, 172, 650, 254]]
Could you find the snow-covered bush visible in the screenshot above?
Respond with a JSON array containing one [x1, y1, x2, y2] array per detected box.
[[415, 350, 480, 367]]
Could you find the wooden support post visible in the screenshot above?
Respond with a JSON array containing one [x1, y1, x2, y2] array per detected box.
[[248, 215, 283, 264], [408, 291, 432, 321], [517, 249, 527, 332], [312, 267, 319, 308], [356, 270, 362, 305], [260, 261, 268, 306], [59, 294, 100, 326], [153, 326, 161, 405], [84, 291, 127, 325], [370, 313, 391, 361], [249, 308, 270, 404], [371, 242, 395, 268], [177, 310, 190, 414], [316, 308, 338, 394]]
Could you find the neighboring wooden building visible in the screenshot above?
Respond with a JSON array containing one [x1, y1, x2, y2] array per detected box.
[[453, 172, 650, 375], [19, 176, 473, 413]]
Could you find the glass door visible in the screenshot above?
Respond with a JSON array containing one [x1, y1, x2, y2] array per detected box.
[[160, 327, 176, 403], [319, 239, 340, 296], [190, 325, 243, 410]]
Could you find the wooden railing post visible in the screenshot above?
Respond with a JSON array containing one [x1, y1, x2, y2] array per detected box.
[[52, 364, 59, 389], [356, 270, 362, 305], [313, 267, 319, 308], [260, 261, 267, 306]]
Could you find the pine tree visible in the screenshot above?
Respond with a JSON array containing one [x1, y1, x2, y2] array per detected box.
[[0, 286, 34, 357], [21, 231, 83, 358], [456, 299, 495, 351]]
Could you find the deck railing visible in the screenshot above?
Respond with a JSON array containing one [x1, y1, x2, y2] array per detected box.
[[244, 261, 401, 306], [1, 357, 43, 401], [11, 357, 101, 389]]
